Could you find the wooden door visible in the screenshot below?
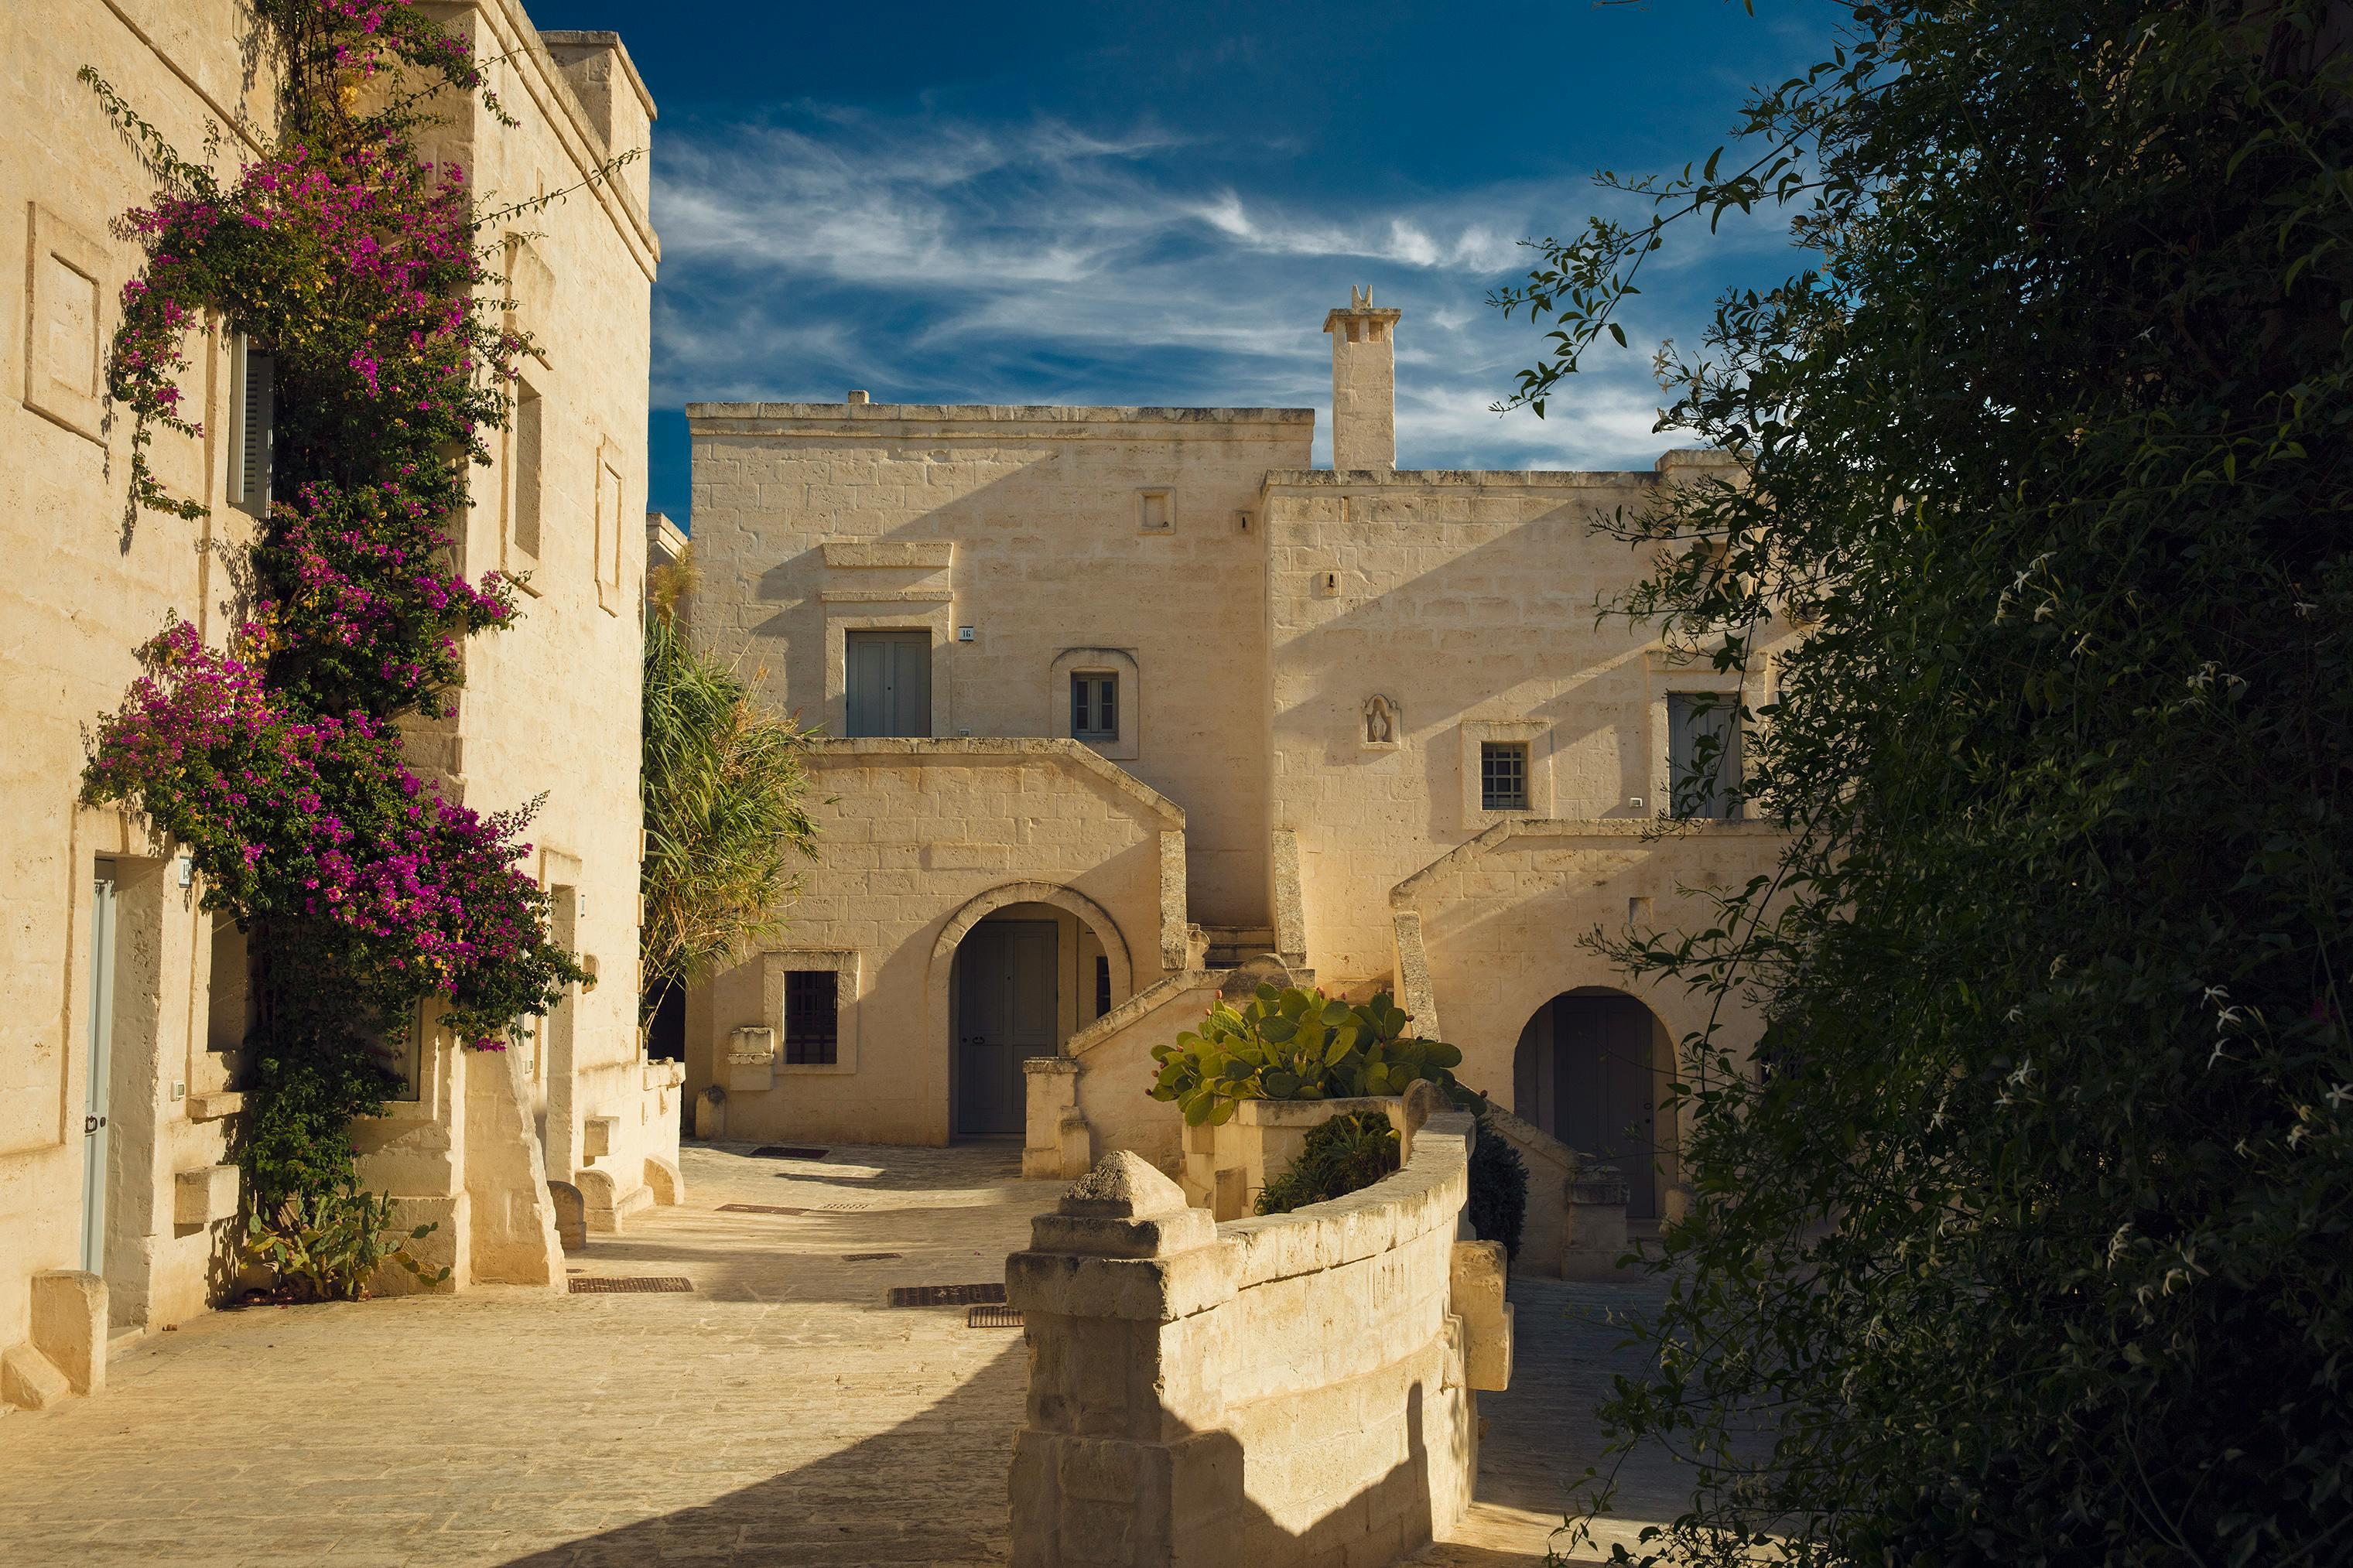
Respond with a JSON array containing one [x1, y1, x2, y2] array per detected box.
[[956, 921, 1056, 1136], [1551, 992, 1663, 1219], [845, 630, 932, 737]]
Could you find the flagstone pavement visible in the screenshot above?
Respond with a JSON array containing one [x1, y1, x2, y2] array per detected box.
[[0, 1142, 1684, 1566]]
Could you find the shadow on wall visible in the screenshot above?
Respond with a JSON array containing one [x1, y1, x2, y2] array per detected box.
[[494, 1344, 1467, 1568]]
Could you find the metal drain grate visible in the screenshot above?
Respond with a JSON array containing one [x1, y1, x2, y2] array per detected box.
[[967, 1304, 1024, 1328], [569, 1276, 693, 1294], [841, 1252, 902, 1262], [717, 1203, 809, 1215], [749, 1145, 830, 1160], [813, 1201, 870, 1212], [888, 1283, 1007, 1308]]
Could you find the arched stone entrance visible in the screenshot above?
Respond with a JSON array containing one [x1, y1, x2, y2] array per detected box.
[[1512, 987, 1675, 1219], [929, 883, 1132, 1139]]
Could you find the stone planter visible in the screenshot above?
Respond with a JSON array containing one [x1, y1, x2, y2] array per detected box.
[[1179, 1094, 1409, 1220]]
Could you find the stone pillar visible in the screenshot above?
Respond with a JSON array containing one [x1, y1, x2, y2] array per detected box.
[[1021, 1056, 1091, 1180], [1004, 1153, 1237, 1568], [1564, 1163, 1630, 1279], [461, 1042, 566, 1287], [1323, 285, 1402, 470], [30, 1269, 107, 1395]]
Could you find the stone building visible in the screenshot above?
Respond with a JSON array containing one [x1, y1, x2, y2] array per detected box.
[[0, 0, 672, 1413], [682, 292, 1789, 1217]]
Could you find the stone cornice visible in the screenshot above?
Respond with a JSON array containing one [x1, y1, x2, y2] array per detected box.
[[1389, 815, 1786, 910], [804, 737, 1185, 828], [689, 403, 1315, 442]]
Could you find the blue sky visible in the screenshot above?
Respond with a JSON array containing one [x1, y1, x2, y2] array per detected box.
[[542, 1, 1842, 523]]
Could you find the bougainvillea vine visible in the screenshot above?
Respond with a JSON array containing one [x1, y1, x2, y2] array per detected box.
[[79, 0, 585, 1221]]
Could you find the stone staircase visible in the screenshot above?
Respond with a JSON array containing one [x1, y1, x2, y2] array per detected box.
[[1192, 924, 1288, 970]]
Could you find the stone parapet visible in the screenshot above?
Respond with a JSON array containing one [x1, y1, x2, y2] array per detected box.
[[1006, 1115, 1504, 1568], [1022, 1056, 1093, 1180]]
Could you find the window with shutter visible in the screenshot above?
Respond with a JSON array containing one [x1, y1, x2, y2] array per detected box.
[[1667, 692, 1741, 818], [1071, 672, 1117, 743], [844, 630, 932, 737], [511, 381, 543, 561], [230, 335, 274, 518]]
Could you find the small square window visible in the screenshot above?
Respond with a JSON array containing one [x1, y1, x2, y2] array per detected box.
[[1072, 672, 1118, 743], [784, 970, 839, 1065], [1480, 742, 1530, 812]]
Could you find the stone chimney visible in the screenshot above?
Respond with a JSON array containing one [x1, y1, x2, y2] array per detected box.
[[1323, 285, 1401, 470]]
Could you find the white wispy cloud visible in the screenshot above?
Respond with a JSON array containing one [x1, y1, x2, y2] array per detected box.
[[650, 105, 1800, 470]]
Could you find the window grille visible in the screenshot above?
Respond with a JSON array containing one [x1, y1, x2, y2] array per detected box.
[[1096, 954, 1112, 1018], [784, 970, 839, 1065], [1479, 742, 1530, 812]]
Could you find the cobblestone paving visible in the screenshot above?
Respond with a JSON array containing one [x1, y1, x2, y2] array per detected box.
[[0, 1143, 1688, 1566], [1408, 1277, 1688, 1567], [0, 1143, 1043, 1566]]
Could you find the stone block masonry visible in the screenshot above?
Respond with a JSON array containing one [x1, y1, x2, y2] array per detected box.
[[1007, 1116, 1512, 1568]]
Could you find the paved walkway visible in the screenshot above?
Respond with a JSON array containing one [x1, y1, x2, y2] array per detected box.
[[0, 1143, 1686, 1566]]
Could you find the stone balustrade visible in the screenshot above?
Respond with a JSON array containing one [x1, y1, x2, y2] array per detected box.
[[1005, 1109, 1512, 1568]]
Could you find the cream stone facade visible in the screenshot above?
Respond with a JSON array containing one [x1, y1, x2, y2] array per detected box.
[[0, 0, 669, 1412], [684, 289, 1788, 1230]]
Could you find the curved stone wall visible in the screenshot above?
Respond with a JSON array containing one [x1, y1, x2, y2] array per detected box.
[[1005, 1112, 1511, 1568]]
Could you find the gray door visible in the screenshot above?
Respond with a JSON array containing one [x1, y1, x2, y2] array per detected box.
[[1550, 993, 1662, 1219], [845, 630, 932, 737], [956, 921, 1056, 1136], [82, 866, 118, 1273]]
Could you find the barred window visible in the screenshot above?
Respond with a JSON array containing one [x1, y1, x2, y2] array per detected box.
[[1480, 742, 1530, 812], [784, 970, 839, 1065], [1096, 954, 1112, 1018]]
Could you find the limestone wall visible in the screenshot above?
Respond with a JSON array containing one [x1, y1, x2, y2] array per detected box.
[[1006, 1119, 1511, 1568], [686, 739, 1186, 1146], [398, 6, 671, 1232], [685, 401, 1314, 927], [1051, 970, 1225, 1175], [1264, 459, 1785, 989], [0, 0, 275, 1380], [0, 0, 663, 1397], [1389, 817, 1782, 1102]]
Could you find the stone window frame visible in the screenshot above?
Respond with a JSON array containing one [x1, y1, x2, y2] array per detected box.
[[819, 594, 955, 739], [592, 436, 627, 616], [24, 203, 109, 444], [763, 949, 862, 1075], [1048, 647, 1139, 761], [1644, 653, 1753, 822], [1457, 717, 1552, 830], [1134, 486, 1176, 534]]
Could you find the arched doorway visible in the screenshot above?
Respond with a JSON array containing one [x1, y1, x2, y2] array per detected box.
[[1513, 988, 1674, 1219], [935, 888, 1130, 1138]]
